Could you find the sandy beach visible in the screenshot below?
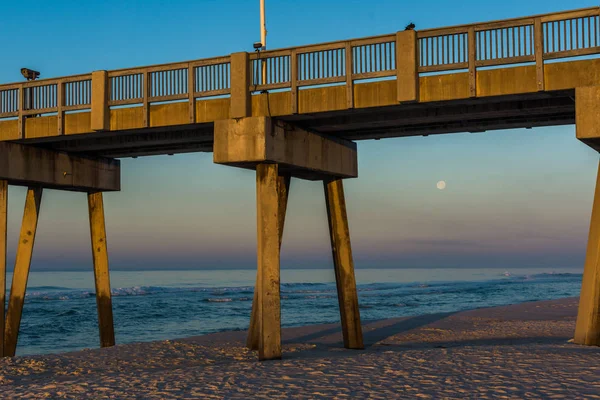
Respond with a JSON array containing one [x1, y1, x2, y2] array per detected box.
[[1, 297, 599, 399]]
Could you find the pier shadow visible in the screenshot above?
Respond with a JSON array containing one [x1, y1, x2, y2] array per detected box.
[[379, 335, 575, 350], [283, 312, 456, 348], [362, 312, 456, 347]]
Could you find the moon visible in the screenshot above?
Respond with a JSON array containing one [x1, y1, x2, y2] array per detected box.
[[436, 180, 446, 190]]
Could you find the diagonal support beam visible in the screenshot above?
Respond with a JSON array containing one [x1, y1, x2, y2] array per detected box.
[[575, 86, 600, 345], [247, 174, 290, 350], [575, 160, 600, 345], [88, 192, 116, 348], [324, 178, 364, 349], [0, 181, 6, 357], [4, 187, 42, 357]]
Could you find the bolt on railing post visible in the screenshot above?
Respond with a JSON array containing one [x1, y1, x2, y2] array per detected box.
[[468, 27, 477, 97], [188, 64, 196, 123], [17, 85, 24, 139], [57, 80, 65, 135], [290, 49, 298, 114], [534, 17, 545, 91], [142, 71, 149, 127], [345, 42, 354, 109]]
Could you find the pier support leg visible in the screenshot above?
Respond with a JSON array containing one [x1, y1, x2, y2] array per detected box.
[[324, 179, 364, 349], [0, 181, 6, 357], [88, 192, 115, 348], [256, 164, 283, 360], [575, 161, 600, 345], [247, 174, 290, 350], [4, 187, 42, 357]]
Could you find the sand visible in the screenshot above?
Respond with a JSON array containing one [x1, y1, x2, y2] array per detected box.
[[1, 297, 599, 399]]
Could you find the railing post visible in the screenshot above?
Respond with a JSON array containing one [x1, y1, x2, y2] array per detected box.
[[468, 27, 477, 97], [142, 71, 149, 127], [396, 30, 419, 103], [290, 50, 298, 114], [91, 71, 109, 131], [18, 85, 24, 139], [345, 42, 354, 109], [534, 18, 545, 91], [57, 81, 65, 135], [230, 52, 251, 118], [188, 64, 196, 123]]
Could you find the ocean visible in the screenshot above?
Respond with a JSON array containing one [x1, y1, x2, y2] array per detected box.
[[5, 267, 582, 356]]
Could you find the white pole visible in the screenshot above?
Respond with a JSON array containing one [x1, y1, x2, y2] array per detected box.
[[260, 0, 267, 50], [260, 0, 267, 86]]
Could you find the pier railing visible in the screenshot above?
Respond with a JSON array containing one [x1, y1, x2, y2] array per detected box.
[[0, 7, 598, 135]]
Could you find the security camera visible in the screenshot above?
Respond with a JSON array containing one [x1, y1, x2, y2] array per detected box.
[[253, 42, 263, 50], [21, 68, 40, 81]]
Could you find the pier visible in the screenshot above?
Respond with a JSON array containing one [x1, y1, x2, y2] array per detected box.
[[1, 7, 600, 359]]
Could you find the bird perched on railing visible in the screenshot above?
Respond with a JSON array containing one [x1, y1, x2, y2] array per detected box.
[[21, 68, 40, 81], [405, 22, 415, 31], [20, 68, 41, 117]]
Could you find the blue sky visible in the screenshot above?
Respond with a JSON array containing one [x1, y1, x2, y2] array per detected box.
[[0, 0, 598, 270]]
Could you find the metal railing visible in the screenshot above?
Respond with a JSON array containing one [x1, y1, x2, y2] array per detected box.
[[107, 57, 231, 107], [417, 7, 599, 72], [0, 7, 598, 129]]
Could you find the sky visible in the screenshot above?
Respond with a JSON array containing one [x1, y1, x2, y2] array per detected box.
[[0, 0, 599, 271]]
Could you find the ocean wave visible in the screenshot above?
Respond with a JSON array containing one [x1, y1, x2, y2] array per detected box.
[[20, 273, 582, 303], [28, 286, 74, 291], [25, 291, 94, 301], [502, 272, 582, 280]]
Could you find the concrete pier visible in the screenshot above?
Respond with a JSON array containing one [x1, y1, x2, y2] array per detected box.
[[0, 7, 600, 357]]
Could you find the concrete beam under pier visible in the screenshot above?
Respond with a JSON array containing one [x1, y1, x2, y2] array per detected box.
[[214, 117, 357, 180], [0, 142, 120, 192]]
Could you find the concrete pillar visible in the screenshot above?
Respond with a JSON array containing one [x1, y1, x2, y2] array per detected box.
[[396, 30, 419, 103], [324, 179, 364, 349], [247, 174, 290, 350], [230, 52, 251, 119], [575, 86, 600, 345], [88, 192, 116, 348], [575, 161, 600, 345], [91, 71, 109, 131], [4, 187, 42, 357], [256, 163, 283, 360], [0, 181, 6, 357]]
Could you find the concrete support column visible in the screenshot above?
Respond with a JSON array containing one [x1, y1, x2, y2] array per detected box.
[[256, 164, 283, 360], [0, 181, 6, 357], [215, 117, 361, 359], [324, 179, 364, 349], [575, 160, 600, 345], [575, 86, 600, 345], [88, 192, 116, 348], [4, 187, 42, 357], [247, 174, 290, 350]]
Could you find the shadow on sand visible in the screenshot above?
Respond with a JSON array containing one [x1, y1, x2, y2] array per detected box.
[[284, 312, 456, 348]]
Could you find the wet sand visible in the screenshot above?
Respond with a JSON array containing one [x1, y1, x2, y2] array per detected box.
[[1, 297, 599, 399]]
